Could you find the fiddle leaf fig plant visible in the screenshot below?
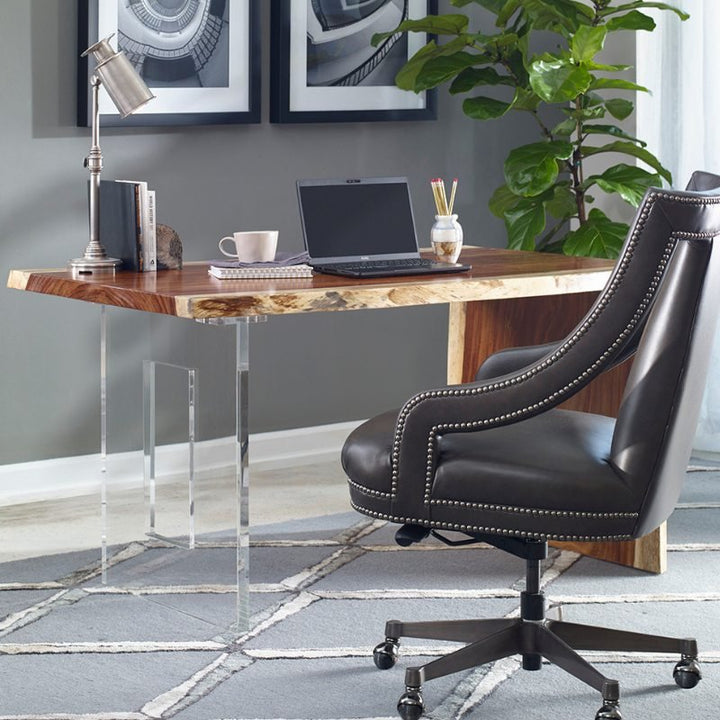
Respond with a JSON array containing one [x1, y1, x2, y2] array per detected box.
[[373, 0, 687, 258]]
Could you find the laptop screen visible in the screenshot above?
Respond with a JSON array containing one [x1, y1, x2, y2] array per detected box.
[[297, 177, 419, 263]]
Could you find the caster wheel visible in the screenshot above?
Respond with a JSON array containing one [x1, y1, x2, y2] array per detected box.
[[674, 657, 702, 689], [373, 639, 399, 670], [595, 702, 622, 720], [397, 688, 424, 720]]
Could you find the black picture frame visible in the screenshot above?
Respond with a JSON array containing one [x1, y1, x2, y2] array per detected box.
[[270, 0, 437, 124], [77, 0, 261, 127]]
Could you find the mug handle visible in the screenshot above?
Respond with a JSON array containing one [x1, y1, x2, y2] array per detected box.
[[218, 236, 236, 257]]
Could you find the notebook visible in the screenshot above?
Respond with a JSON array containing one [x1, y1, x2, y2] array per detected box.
[[296, 177, 471, 278]]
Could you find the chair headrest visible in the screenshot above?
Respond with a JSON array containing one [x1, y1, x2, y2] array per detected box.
[[685, 170, 720, 194]]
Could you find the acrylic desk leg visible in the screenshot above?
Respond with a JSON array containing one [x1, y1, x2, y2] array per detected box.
[[143, 361, 198, 549], [100, 306, 109, 583], [234, 318, 250, 633]]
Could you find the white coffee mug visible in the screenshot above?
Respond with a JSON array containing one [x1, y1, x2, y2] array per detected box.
[[218, 231, 279, 262]]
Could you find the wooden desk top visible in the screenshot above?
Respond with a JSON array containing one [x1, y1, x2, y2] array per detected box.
[[7, 247, 614, 320]]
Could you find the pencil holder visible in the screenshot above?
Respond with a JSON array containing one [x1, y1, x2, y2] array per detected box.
[[431, 214, 463, 263]]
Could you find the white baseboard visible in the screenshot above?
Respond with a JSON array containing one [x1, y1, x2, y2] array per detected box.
[[0, 420, 364, 507]]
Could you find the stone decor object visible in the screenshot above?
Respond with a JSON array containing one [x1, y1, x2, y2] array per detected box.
[[157, 223, 183, 270]]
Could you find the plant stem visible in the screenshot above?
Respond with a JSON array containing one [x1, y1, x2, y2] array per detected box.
[[536, 219, 567, 251], [530, 109, 554, 141], [572, 96, 587, 224]]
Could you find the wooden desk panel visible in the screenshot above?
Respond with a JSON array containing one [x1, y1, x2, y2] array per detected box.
[[448, 292, 663, 574]]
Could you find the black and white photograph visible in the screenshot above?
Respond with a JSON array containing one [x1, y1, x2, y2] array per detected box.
[[77, 0, 260, 126], [270, 0, 437, 123]]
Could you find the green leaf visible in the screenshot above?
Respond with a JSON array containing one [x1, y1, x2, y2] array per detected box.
[[607, 10, 656, 32], [497, 0, 522, 27], [450, 66, 514, 94], [545, 183, 577, 219], [604, 97, 634, 120], [599, 2, 689, 23], [414, 51, 485, 91], [504, 47, 530, 86], [553, 117, 577, 137], [563, 209, 628, 258], [395, 37, 469, 91], [504, 198, 547, 251], [583, 124, 646, 146], [511, 87, 542, 111], [589, 77, 649, 93], [489, 184, 521, 218], [371, 14, 470, 47], [585, 164, 661, 207], [583, 92, 605, 108], [393, 42, 440, 91], [529, 55, 592, 103], [585, 61, 632, 72], [583, 141, 672, 183], [463, 95, 514, 119], [504, 140, 574, 197], [571, 25, 607, 63], [564, 105, 606, 121], [520, 0, 594, 34]]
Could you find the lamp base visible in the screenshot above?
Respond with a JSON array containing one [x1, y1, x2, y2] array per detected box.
[[68, 255, 122, 273]]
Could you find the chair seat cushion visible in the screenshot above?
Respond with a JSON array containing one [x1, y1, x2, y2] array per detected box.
[[344, 408, 642, 541]]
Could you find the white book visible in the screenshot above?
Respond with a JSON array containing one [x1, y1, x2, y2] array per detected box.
[[146, 190, 157, 271], [208, 264, 314, 279]]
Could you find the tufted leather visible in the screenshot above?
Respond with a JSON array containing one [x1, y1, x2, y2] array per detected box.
[[343, 179, 720, 543]]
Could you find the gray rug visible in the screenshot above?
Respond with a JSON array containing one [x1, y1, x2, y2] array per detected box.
[[1, 468, 719, 720]]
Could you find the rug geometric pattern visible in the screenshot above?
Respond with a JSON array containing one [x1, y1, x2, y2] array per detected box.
[[1, 468, 719, 719]]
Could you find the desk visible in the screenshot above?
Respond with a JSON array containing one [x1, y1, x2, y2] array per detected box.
[[8, 247, 664, 626]]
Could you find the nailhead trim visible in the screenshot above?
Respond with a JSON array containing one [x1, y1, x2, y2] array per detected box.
[[430, 498, 638, 519], [347, 477, 392, 499], [349, 500, 634, 543], [388, 193, 720, 509]]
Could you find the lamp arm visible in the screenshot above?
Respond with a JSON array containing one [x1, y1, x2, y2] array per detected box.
[[85, 75, 103, 254]]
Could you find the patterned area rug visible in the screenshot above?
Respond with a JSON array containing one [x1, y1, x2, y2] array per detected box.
[[1, 468, 719, 719]]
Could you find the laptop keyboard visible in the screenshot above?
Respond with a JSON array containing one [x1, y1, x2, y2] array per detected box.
[[321, 258, 436, 272]]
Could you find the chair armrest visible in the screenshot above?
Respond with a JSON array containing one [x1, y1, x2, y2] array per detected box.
[[474, 342, 560, 381]]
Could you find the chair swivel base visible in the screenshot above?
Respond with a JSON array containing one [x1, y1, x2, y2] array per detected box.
[[373, 590, 701, 720]]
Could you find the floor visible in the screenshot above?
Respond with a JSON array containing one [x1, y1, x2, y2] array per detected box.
[[0, 458, 353, 564], [1, 459, 719, 718]]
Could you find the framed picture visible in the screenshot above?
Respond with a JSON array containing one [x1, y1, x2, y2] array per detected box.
[[270, 0, 437, 123], [77, 0, 261, 127]]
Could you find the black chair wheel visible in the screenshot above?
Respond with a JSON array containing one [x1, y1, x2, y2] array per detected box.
[[595, 701, 622, 720], [674, 657, 702, 688], [397, 688, 424, 720], [373, 639, 399, 669]]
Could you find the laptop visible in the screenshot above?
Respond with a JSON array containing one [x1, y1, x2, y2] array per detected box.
[[296, 177, 471, 278]]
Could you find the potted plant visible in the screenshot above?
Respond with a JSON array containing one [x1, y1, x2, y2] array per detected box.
[[374, 0, 687, 258]]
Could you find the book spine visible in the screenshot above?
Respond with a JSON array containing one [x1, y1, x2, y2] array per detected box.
[[132, 183, 144, 271], [146, 190, 157, 272]]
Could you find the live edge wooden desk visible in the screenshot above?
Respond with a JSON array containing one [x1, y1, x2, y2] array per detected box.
[[8, 247, 664, 591]]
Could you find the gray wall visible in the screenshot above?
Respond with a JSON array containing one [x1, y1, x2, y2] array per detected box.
[[0, 1, 584, 464]]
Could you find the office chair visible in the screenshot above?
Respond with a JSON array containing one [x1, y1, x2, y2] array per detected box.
[[342, 179, 720, 720]]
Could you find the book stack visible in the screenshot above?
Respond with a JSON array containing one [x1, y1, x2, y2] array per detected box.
[[209, 251, 313, 279], [99, 180, 156, 272]]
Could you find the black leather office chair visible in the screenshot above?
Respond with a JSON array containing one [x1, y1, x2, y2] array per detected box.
[[342, 178, 720, 720]]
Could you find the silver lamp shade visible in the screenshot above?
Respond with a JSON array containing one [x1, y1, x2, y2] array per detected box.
[[82, 38, 155, 117]]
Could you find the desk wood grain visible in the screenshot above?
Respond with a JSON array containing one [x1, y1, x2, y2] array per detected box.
[[8, 248, 613, 319]]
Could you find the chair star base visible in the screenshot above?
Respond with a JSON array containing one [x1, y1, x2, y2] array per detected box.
[[373, 544, 700, 720]]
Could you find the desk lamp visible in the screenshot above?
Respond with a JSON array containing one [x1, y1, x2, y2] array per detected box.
[[70, 36, 155, 272]]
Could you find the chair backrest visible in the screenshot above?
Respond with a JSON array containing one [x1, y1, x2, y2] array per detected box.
[[608, 186, 720, 536]]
